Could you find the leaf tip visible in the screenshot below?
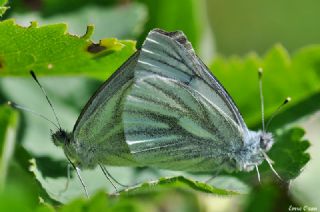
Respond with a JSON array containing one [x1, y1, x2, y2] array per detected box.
[[82, 25, 95, 40], [29, 21, 38, 28]]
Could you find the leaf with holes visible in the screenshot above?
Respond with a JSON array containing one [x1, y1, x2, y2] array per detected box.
[[0, 19, 136, 79]]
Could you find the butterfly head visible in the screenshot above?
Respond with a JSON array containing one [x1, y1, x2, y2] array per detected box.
[[237, 130, 274, 172], [259, 131, 273, 152], [247, 130, 282, 181], [51, 129, 80, 165], [51, 129, 71, 147], [51, 129, 91, 168]]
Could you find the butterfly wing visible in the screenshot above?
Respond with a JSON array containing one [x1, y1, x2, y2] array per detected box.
[[72, 52, 140, 166], [122, 29, 248, 171], [136, 29, 247, 134]]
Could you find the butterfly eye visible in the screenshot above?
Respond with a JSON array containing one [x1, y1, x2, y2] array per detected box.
[[259, 133, 273, 152], [259, 136, 269, 151], [60, 131, 71, 145], [52, 133, 62, 146], [259, 136, 265, 147], [51, 130, 70, 146]]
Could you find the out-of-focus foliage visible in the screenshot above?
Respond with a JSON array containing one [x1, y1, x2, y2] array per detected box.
[[0, 0, 318, 211], [0, 106, 18, 189], [135, 0, 204, 50], [211, 45, 320, 128], [0, 105, 59, 210], [0, 0, 8, 16], [208, 0, 320, 55], [58, 189, 202, 212], [10, 0, 119, 17], [11, 3, 147, 41], [243, 182, 299, 212]]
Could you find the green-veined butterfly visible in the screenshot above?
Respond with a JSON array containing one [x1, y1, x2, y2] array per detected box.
[[23, 29, 282, 196]]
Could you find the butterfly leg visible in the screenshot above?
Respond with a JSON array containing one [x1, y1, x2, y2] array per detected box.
[[75, 167, 89, 198], [205, 168, 222, 184], [58, 163, 72, 196], [205, 161, 227, 183], [66, 155, 89, 197], [255, 165, 261, 183], [99, 164, 129, 192]]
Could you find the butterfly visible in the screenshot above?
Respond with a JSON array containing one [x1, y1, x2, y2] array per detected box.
[[16, 29, 281, 196]]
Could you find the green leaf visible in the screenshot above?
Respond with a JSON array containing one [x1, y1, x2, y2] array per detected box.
[[59, 185, 210, 212], [57, 177, 236, 212], [0, 184, 39, 212], [9, 145, 61, 205], [0, 19, 136, 79], [120, 176, 238, 196], [58, 191, 142, 212], [10, 0, 118, 16], [0, 104, 18, 190], [210, 45, 320, 128], [0, 181, 56, 212], [0, 0, 9, 17], [243, 181, 300, 212], [0, 142, 60, 209], [266, 128, 310, 180], [59, 191, 142, 212]]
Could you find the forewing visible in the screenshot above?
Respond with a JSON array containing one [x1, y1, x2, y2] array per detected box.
[[72, 52, 140, 166], [137, 29, 249, 135], [73, 51, 139, 133]]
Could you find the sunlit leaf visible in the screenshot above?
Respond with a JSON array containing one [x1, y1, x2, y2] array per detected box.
[[0, 19, 136, 79]]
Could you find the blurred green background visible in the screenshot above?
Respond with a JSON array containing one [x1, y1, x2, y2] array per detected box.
[[0, 0, 319, 211]]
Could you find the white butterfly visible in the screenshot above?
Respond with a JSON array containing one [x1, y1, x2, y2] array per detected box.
[[121, 29, 276, 176], [16, 29, 283, 196]]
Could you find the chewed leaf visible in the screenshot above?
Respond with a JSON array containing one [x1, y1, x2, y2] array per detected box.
[[0, 19, 136, 79], [119, 176, 239, 196], [11, 3, 147, 42]]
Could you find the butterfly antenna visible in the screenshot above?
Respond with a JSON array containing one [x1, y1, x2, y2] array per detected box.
[[265, 97, 291, 131], [30, 70, 62, 129], [7, 101, 60, 130], [261, 151, 283, 181], [258, 68, 265, 132]]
